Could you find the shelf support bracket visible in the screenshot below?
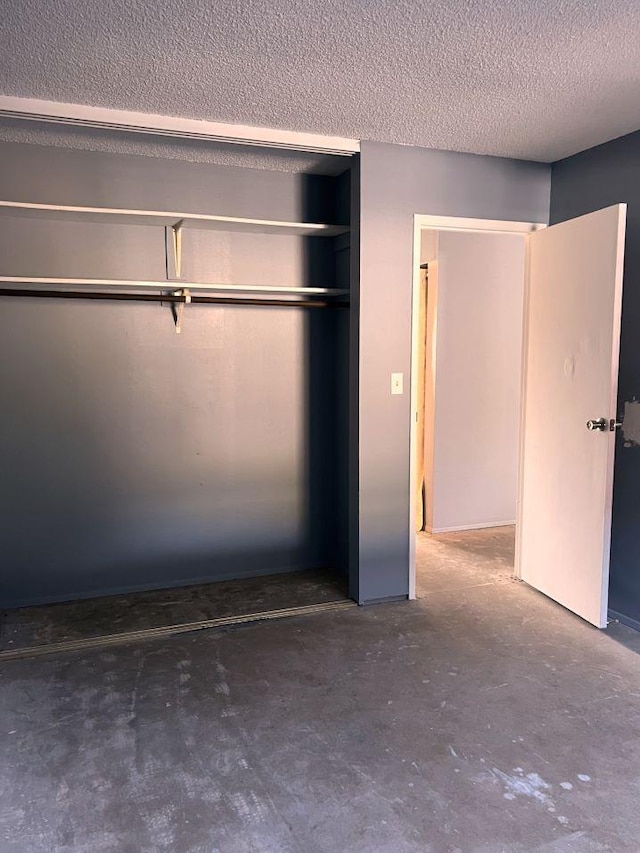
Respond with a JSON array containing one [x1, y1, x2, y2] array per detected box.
[[165, 219, 184, 280], [171, 287, 190, 334], [167, 287, 191, 335]]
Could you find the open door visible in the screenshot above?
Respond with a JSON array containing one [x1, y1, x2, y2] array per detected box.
[[516, 204, 626, 628]]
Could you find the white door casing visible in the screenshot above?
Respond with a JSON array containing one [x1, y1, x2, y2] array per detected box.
[[409, 215, 544, 599]]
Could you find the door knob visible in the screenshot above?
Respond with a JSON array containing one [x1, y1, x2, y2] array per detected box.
[[587, 418, 608, 431]]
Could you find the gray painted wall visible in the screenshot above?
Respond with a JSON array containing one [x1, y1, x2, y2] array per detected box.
[[0, 142, 351, 607], [550, 130, 640, 628], [357, 141, 550, 602]]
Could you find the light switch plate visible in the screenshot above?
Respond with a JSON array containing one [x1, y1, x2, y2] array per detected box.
[[391, 372, 404, 395]]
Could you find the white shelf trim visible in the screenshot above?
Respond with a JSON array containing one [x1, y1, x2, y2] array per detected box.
[[0, 200, 349, 237], [0, 277, 348, 296], [0, 96, 360, 156]]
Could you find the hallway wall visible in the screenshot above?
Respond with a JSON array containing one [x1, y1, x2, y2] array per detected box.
[[426, 230, 526, 532]]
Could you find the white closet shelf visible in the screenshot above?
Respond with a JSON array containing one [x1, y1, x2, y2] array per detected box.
[[0, 277, 348, 296], [0, 200, 349, 237]]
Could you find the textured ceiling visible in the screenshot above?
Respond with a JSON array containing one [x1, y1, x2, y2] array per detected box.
[[1, 0, 640, 162]]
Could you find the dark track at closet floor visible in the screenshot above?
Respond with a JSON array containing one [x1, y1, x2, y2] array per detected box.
[[0, 569, 350, 657]]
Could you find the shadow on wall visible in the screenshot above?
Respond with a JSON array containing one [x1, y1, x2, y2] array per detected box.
[[299, 170, 352, 586]]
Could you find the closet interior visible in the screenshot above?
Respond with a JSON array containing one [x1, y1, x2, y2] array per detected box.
[[0, 138, 356, 654]]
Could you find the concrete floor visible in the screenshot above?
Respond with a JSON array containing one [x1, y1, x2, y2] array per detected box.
[[2, 528, 640, 852]]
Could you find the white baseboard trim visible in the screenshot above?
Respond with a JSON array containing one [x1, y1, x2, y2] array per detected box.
[[425, 520, 516, 534]]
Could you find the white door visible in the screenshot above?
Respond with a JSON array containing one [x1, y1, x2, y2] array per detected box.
[[516, 204, 627, 628]]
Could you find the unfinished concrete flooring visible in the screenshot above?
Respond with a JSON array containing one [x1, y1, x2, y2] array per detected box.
[[0, 568, 350, 659], [2, 528, 640, 852]]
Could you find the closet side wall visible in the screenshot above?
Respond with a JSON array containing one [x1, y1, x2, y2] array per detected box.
[[0, 141, 349, 607]]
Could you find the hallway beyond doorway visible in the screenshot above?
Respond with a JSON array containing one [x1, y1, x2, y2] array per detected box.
[[416, 526, 515, 598]]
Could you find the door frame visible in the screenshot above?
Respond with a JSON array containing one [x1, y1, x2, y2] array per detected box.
[[408, 213, 546, 599]]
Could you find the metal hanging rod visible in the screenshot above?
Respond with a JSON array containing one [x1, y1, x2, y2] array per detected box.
[[0, 276, 348, 296], [0, 288, 348, 309]]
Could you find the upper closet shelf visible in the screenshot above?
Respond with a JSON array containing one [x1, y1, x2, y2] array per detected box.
[[0, 200, 349, 237]]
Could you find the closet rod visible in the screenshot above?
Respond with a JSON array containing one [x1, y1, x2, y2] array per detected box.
[[0, 288, 348, 309]]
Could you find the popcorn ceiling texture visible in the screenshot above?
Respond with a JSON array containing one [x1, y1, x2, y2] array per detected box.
[[1, 0, 639, 162]]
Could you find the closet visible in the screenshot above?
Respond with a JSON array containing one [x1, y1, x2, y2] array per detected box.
[[0, 139, 355, 618]]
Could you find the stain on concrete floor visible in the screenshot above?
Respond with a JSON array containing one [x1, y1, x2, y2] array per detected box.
[[1, 527, 640, 852]]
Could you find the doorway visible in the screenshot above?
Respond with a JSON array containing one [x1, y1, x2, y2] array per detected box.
[[409, 207, 627, 629], [409, 215, 543, 601], [410, 218, 538, 601]]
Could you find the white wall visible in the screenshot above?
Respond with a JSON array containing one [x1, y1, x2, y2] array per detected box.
[[423, 229, 526, 532]]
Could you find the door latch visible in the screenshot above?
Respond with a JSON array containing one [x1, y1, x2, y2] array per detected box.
[[586, 418, 622, 432]]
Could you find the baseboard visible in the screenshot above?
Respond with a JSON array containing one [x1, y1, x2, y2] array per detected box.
[[425, 520, 516, 534], [608, 609, 640, 633]]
